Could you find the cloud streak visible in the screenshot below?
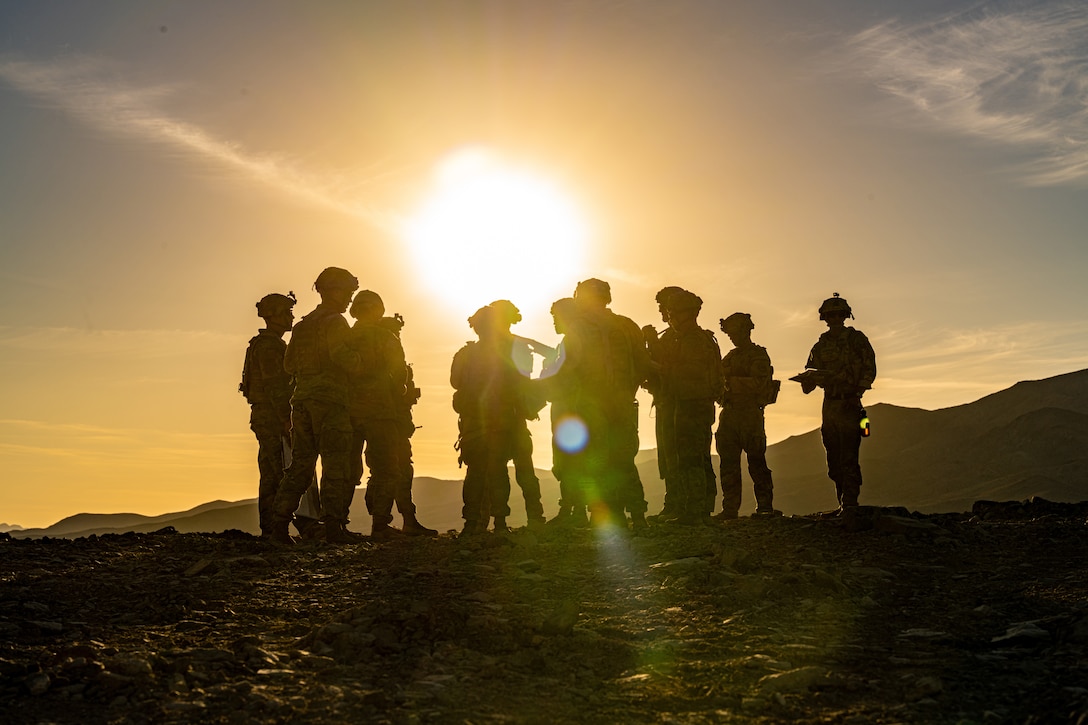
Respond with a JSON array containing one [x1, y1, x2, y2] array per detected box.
[[0, 418, 250, 469], [845, 1, 1088, 186], [0, 56, 402, 226], [0, 325, 235, 360]]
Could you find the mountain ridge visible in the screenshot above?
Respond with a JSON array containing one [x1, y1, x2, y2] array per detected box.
[[13, 368, 1088, 538]]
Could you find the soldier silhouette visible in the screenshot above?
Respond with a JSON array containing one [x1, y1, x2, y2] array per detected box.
[[643, 289, 721, 525], [792, 293, 877, 511], [644, 286, 718, 521], [488, 299, 549, 529], [539, 297, 591, 527], [347, 290, 437, 539], [267, 267, 366, 545], [241, 292, 301, 535], [715, 312, 778, 519], [376, 310, 438, 537], [569, 279, 652, 529], [451, 306, 534, 535]]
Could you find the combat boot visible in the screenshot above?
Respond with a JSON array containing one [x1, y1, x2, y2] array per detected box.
[[402, 515, 438, 538], [265, 517, 293, 546], [752, 502, 781, 518], [493, 517, 510, 533], [629, 511, 649, 531], [546, 506, 574, 527], [325, 520, 366, 544], [371, 521, 405, 541], [460, 520, 486, 538]]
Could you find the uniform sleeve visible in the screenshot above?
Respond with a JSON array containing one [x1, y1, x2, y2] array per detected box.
[[854, 331, 877, 391], [708, 333, 725, 396], [752, 346, 773, 379], [283, 337, 298, 377], [450, 345, 471, 389], [254, 338, 292, 423], [804, 340, 820, 371], [385, 334, 409, 396], [625, 317, 652, 384]]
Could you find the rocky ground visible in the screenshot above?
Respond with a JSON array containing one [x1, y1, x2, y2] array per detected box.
[[2, 499, 1088, 724]]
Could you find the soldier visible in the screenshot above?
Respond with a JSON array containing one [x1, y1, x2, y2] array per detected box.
[[451, 306, 528, 535], [347, 290, 434, 540], [643, 286, 717, 520], [792, 293, 877, 510], [715, 312, 778, 519], [488, 300, 548, 529], [644, 289, 721, 525], [571, 278, 652, 529], [377, 312, 438, 537], [240, 292, 297, 535], [540, 297, 590, 527], [267, 267, 365, 545]]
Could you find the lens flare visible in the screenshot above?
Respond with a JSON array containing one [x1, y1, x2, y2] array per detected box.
[[554, 415, 589, 453]]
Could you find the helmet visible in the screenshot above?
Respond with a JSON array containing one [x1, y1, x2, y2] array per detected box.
[[574, 278, 611, 305], [349, 290, 384, 319], [550, 297, 579, 321], [818, 293, 853, 320], [720, 312, 754, 333], [655, 286, 685, 306], [488, 299, 522, 326], [664, 289, 702, 312], [313, 267, 359, 294], [467, 305, 497, 333], [256, 292, 296, 318]]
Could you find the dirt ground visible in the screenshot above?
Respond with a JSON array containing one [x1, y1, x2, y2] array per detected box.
[[3, 499, 1088, 724]]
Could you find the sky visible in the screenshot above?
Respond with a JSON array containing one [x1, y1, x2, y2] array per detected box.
[[3, 0, 1088, 529]]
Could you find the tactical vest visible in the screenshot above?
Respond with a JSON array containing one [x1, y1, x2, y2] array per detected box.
[[579, 312, 642, 397], [721, 343, 777, 407], [347, 323, 404, 418], [657, 326, 721, 400], [286, 306, 351, 403], [451, 340, 524, 428], [807, 327, 876, 396]]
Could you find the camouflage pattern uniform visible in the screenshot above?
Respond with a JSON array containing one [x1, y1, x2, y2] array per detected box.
[[492, 301, 546, 527], [803, 295, 877, 508], [271, 271, 363, 538], [451, 307, 527, 533], [241, 326, 293, 534], [716, 314, 775, 517], [645, 290, 721, 523], [371, 314, 437, 536], [347, 313, 407, 533], [540, 299, 587, 522], [645, 287, 716, 518], [572, 279, 652, 526]]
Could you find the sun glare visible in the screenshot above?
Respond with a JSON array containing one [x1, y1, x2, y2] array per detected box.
[[402, 148, 589, 314]]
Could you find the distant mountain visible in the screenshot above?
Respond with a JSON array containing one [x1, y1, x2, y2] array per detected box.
[[13, 369, 1088, 538], [766, 368, 1088, 514], [0, 523, 24, 533]]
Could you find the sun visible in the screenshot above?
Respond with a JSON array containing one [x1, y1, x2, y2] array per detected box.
[[402, 148, 589, 316]]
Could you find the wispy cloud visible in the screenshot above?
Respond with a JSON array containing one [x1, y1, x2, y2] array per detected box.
[[0, 325, 235, 359], [845, 1, 1088, 186], [0, 418, 250, 469], [0, 56, 403, 226]]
